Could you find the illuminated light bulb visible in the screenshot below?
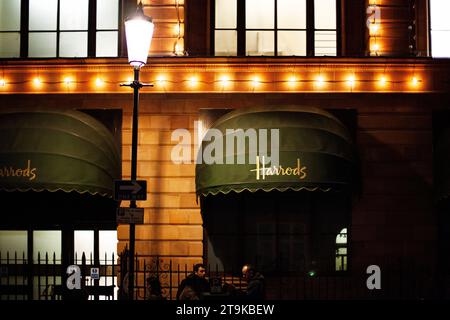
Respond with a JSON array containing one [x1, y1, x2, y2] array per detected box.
[[126, 77, 133, 83], [95, 78, 104, 87], [411, 77, 419, 86], [288, 76, 297, 87], [188, 76, 198, 87], [379, 76, 387, 87], [156, 75, 167, 85], [316, 75, 325, 87], [219, 76, 230, 87], [0, 79, 6, 87], [33, 77, 42, 87], [64, 77, 72, 85], [347, 75, 356, 86], [251, 76, 260, 87]]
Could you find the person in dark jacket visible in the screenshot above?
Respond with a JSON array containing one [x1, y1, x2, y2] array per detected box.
[[176, 263, 210, 300], [241, 264, 265, 300]]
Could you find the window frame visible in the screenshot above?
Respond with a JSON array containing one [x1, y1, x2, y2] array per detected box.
[[210, 0, 342, 56], [6, 0, 123, 58]]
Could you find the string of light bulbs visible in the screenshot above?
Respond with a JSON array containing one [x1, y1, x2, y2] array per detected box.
[[0, 73, 425, 91]]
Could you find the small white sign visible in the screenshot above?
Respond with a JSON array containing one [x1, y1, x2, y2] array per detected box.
[[116, 207, 144, 224], [90, 267, 100, 280]]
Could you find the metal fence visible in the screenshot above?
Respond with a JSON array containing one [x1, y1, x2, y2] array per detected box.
[[2, 250, 449, 300]]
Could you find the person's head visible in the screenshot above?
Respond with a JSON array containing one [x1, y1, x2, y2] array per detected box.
[[146, 276, 162, 294], [242, 264, 255, 280], [193, 263, 206, 278]]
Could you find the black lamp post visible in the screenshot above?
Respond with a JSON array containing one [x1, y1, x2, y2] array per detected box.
[[122, 2, 154, 300]]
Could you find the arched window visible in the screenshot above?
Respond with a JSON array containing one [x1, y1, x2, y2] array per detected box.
[[213, 0, 339, 56], [335, 228, 347, 271]]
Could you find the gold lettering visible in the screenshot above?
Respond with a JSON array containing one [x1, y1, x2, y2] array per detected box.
[[251, 158, 307, 180], [30, 168, 37, 181], [0, 160, 37, 181]]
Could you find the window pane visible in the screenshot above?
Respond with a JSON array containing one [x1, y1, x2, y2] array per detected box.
[[315, 0, 336, 29], [29, 32, 57, 57], [278, 31, 306, 56], [59, 32, 88, 57], [315, 30, 336, 56], [278, 0, 306, 29], [96, 31, 118, 57], [246, 31, 274, 55], [99, 230, 117, 265], [216, 0, 236, 28], [29, 0, 57, 31], [431, 31, 450, 57], [60, 0, 88, 30], [430, 0, 450, 30], [0, 33, 20, 57], [215, 30, 237, 55], [0, 231, 27, 259], [97, 0, 118, 29], [33, 231, 61, 263], [0, 0, 21, 31], [74, 230, 94, 263], [246, 0, 274, 29]]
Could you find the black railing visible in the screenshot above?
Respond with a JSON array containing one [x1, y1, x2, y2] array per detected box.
[[0, 251, 117, 300], [2, 250, 450, 300]]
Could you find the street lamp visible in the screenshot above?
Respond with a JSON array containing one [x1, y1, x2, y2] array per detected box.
[[122, 1, 154, 300]]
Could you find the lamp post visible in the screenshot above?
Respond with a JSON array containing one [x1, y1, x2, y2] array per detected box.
[[122, 2, 154, 300]]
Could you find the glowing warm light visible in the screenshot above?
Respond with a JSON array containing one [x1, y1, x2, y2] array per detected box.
[[174, 39, 184, 56], [188, 76, 198, 87], [174, 23, 181, 36], [126, 77, 133, 83], [0, 79, 6, 87], [156, 75, 167, 85], [371, 43, 380, 52], [379, 76, 387, 87], [316, 75, 325, 87], [95, 78, 104, 87], [369, 24, 379, 35], [251, 76, 260, 87], [411, 77, 420, 87], [219, 76, 230, 87], [287, 76, 297, 87], [347, 75, 356, 86], [64, 77, 72, 85], [33, 77, 42, 87]]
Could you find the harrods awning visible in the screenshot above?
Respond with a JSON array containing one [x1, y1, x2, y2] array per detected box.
[[0, 108, 120, 198], [435, 127, 450, 201], [196, 105, 357, 197]]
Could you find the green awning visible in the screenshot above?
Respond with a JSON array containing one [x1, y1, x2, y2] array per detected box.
[[0, 108, 120, 197], [196, 105, 356, 197], [435, 127, 450, 201]]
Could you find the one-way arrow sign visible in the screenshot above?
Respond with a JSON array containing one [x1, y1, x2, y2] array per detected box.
[[114, 180, 147, 201]]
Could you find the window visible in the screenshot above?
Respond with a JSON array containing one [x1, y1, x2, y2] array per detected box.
[[430, 0, 450, 57], [0, 0, 21, 57], [0, 0, 120, 58], [213, 0, 338, 56], [335, 228, 347, 271]]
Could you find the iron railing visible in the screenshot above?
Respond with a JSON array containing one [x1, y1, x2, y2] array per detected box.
[[2, 250, 449, 300]]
